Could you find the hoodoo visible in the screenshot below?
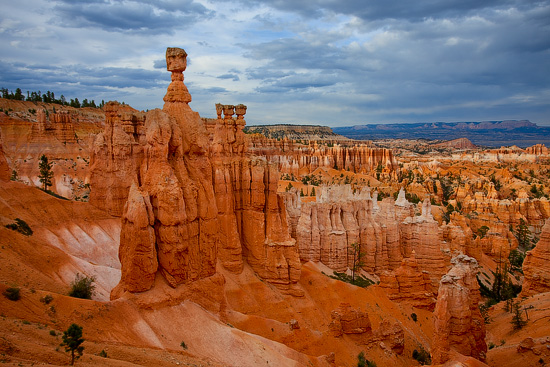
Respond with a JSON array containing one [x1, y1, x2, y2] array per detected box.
[[97, 47, 302, 298]]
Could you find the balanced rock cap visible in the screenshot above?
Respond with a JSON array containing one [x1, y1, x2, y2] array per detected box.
[[166, 47, 187, 72]]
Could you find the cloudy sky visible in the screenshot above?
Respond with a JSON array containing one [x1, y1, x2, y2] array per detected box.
[[1, 0, 549, 126]]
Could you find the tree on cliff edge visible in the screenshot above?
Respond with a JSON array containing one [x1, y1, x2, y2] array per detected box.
[[38, 154, 54, 191]]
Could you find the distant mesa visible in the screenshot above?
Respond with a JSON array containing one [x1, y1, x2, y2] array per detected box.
[[333, 120, 550, 148], [244, 124, 348, 141]]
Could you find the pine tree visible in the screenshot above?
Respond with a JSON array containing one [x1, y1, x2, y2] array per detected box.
[[61, 323, 85, 365], [350, 242, 366, 283], [511, 301, 527, 330], [38, 154, 54, 191]]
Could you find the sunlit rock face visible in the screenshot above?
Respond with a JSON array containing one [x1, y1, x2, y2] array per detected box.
[[432, 255, 486, 364], [97, 47, 301, 299], [521, 218, 550, 297]]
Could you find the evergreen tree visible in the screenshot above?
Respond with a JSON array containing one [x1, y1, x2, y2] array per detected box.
[[38, 154, 54, 191], [350, 242, 366, 283], [511, 301, 527, 330], [515, 219, 532, 250], [61, 323, 85, 365]]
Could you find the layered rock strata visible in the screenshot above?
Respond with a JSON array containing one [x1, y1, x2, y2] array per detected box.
[[521, 219, 550, 297], [328, 303, 371, 337], [432, 255, 486, 364], [89, 102, 145, 217], [248, 135, 398, 176], [379, 251, 436, 310], [104, 47, 300, 297]]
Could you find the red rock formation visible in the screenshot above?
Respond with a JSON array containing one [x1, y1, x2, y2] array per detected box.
[[374, 320, 405, 355], [521, 219, 550, 297], [108, 47, 301, 297], [88, 102, 145, 216], [432, 255, 486, 364], [0, 129, 10, 181], [112, 183, 158, 295], [296, 185, 393, 273], [379, 251, 436, 310], [32, 108, 77, 143], [328, 303, 371, 337], [400, 198, 449, 288], [248, 135, 398, 176], [526, 143, 549, 155]]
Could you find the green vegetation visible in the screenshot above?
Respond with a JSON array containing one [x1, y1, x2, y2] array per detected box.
[[514, 218, 533, 250], [1, 87, 104, 109], [180, 341, 188, 350], [5, 218, 33, 236], [61, 323, 85, 365], [329, 271, 375, 288], [3, 287, 21, 301], [99, 349, 108, 358], [349, 242, 365, 283], [38, 154, 54, 191], [40, 294, 54, 304], [477, 225, 490, 239], [511, 301, 527, 330], [412, 345, 431, 365], [411, 313, 417, 322], [357, 351, 376, 367], [68, 274, 95, 300]]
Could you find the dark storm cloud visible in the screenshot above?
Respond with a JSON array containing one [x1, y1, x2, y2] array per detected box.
[[53, 0, 213, 34], [222, 0, 540, 21], [0, 60, 167, 92]]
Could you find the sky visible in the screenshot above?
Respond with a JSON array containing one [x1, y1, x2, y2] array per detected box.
[[1, 0, 549, 126]]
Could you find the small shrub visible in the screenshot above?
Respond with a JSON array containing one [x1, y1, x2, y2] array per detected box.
[[5, 218, 33, 236], [411, 313, 417, 322], [412, 345, 431, 365], [488, 342, 495, 349], [50, 330, 57, 336], [68, 273, 95, 299], [99, 349, 108, 358], [357, 351, 377, 367], [180, 341, 187, 350], [41, 294, 54, 304], [3, 287, 21, 301]]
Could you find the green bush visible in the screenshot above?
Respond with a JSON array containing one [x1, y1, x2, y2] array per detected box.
[[180, 341, 187, 350], [50, 330, 57, 336], [40, 294, 54, 304], [99, 349, 108, 358], [412, 345, 431, 365], [411, 313, 417, 322], [3, 287, 21, 301], [357, 351, 376, 367], [68, 274, 95, 299], [5, 218, 33, 236]]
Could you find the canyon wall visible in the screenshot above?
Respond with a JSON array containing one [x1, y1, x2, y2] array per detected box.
[[521, 219, 550, 297], [248, 135, 398, 176]]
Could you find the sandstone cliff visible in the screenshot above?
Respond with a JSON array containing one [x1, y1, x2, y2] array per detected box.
[[432, 255, 486, 364], [0, 129, 10, 181], [105, 47, 301, 297], [521, 218, 550, 297], [248, 135, 398, 176]]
